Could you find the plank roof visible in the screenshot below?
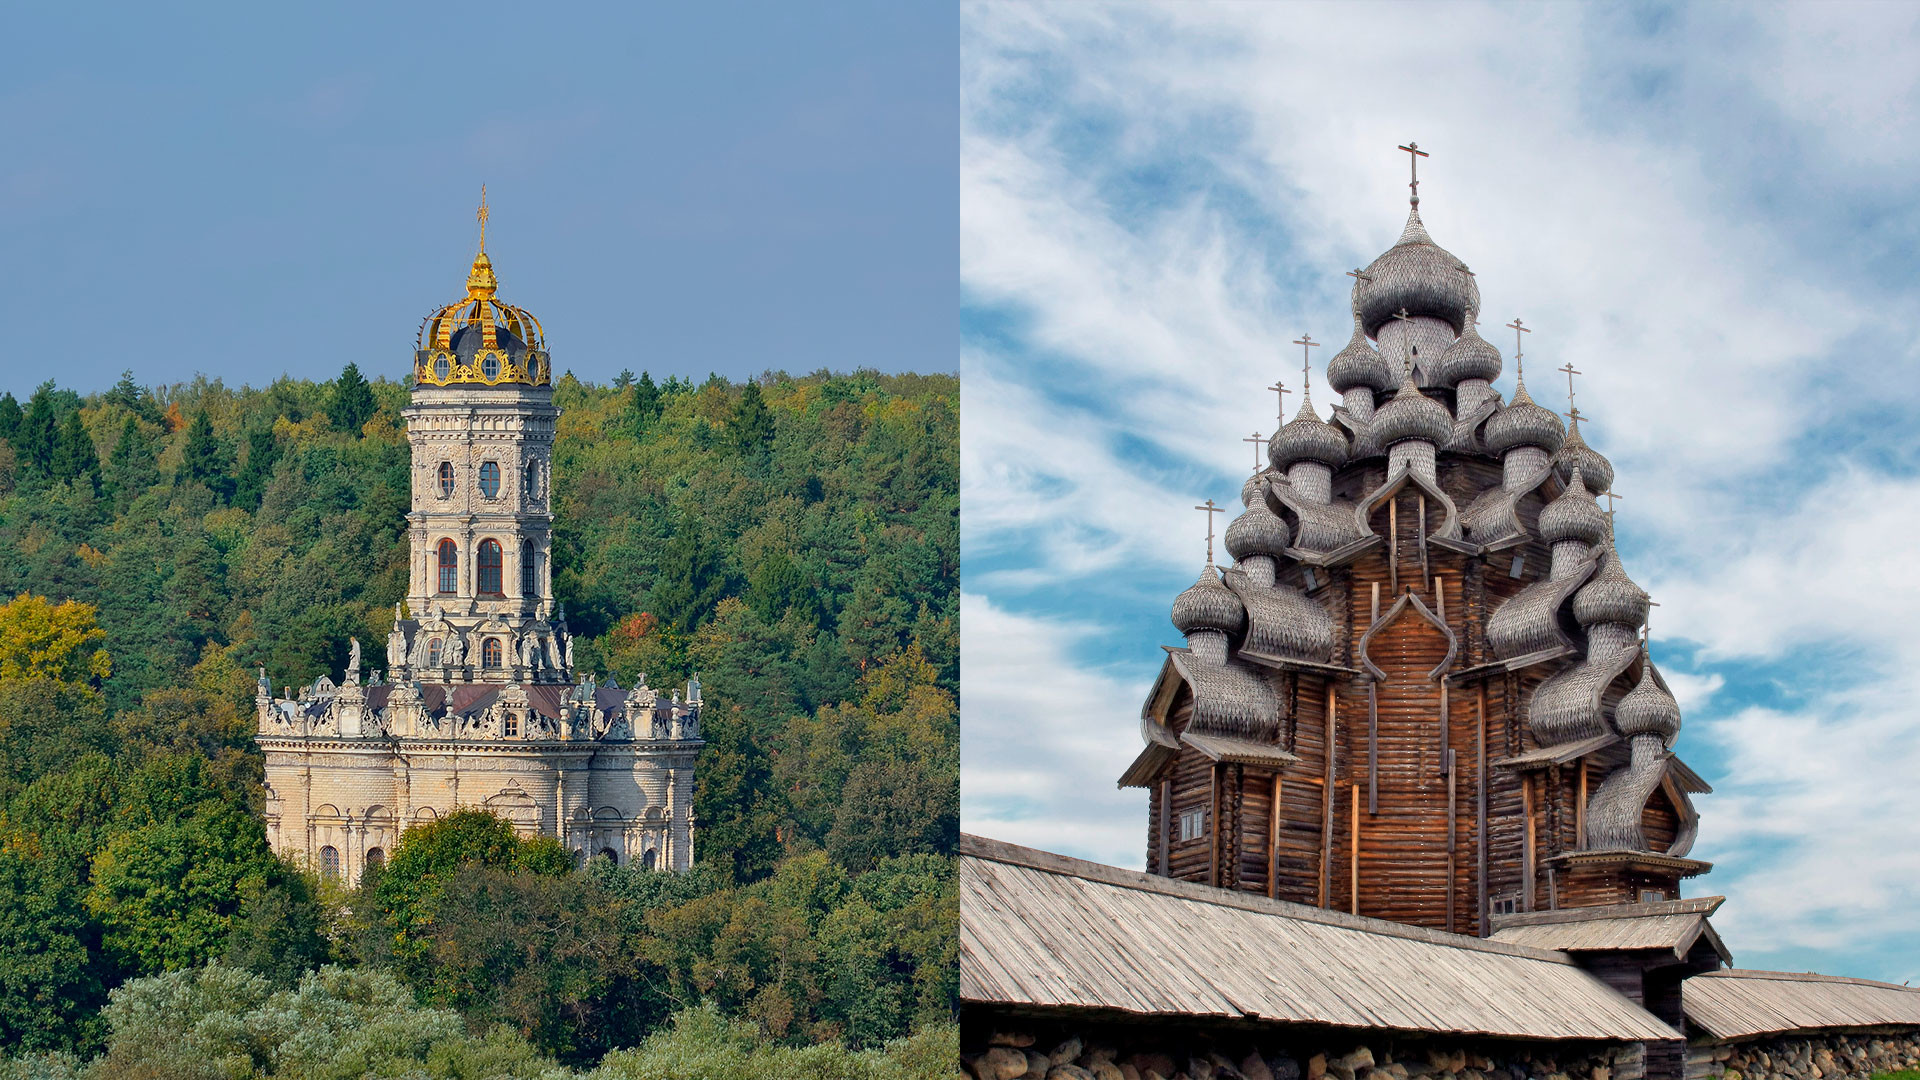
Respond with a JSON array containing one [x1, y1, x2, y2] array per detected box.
[[1489, 897, 1730, 963], [960, 834, 1678, 1042], [1683, 970, 1920, 1040]]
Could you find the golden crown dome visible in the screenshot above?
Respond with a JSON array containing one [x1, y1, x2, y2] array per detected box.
[[413, 190, 550, 388]]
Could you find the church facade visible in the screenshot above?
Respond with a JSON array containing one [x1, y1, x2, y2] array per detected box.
[[1120, 158, 1706, 936], [256, 221, 702, 885]]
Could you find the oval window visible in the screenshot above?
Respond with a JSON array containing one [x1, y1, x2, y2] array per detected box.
[[523, 459, 540, 501], [433, 355, 450, 380], [437, 461, 454, 497], [482, 353, 500, 379], [478, 461, 501, 498]]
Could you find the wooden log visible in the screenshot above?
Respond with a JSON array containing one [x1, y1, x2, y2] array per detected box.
[[1389, 498, 1399, 595], [1576, 759, 1588, 851], [1418, 494, 1429, 594], [1371, 580, 1381, 622]]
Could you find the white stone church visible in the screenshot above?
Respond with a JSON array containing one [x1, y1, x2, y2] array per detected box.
[[256, 230, 701, 885]]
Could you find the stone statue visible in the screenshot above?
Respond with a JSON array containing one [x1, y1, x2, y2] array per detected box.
[[443, 633, 465, 667], [257, 666, 271, 699], [520, 633, 536, 669], [546, 633, 563, 670], [408, 631, 433, 668], [564, 634, 574, 671], [348, 637, 361, 674]]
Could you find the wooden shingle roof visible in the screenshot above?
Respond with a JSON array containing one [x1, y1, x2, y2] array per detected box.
[[960, 834, 1679, 1041], [1683, 970, 1920, 1040]]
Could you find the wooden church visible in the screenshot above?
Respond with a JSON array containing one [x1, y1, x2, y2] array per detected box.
[[1118, 148, 1709, 936]]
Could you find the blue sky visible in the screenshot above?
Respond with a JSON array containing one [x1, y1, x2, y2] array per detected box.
[[0, 3, 956, 398], [961, 2, 1920, 983]]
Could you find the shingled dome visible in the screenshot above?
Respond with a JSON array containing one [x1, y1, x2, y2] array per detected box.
[[1554, 417, 1615, 494], [1483, 380, 1566, 456], [1269, 401, 1351, 471], [1436, 321, 1502, 387], [1353, 207, 1477, 337], [1614, 655, 1681, 742], [1371, 362, 1454, 448], [1573, 542, 1650, 629], [1171, 565, 1247, 637], [1224, 498, 1292, 561], [1327, 312, 1396, 394], [1539, 468, 1608, 545]]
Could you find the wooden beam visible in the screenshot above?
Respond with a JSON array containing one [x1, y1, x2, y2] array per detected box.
[[1158, 778, 1171, 875], [1320, 685, 1335, 909], [1576, 759, 1588, 852], [1267, 773, 1283, 900], [1370, 580, 1381, 623], [1446, 746, 1457, 935], [1367, 681, 1379, 815], [1523, 772, 1537, 912], [1418, 493, 1430, 594], [1476, 681, 1489, 936], [1389, 498, 1399, 595], [1350, 780, 1361, 916], [1209, 763, 1222, 888]]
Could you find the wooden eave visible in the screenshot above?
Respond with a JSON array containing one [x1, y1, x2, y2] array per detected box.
[[1548, 848, 1713, 878], [1491, 733, 1620, 771], [1236, 648, 1360, 677]]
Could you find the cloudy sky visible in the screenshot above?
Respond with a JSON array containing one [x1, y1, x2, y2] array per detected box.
[[961, 2, 1920, 982], [0, 4, 954, 397]]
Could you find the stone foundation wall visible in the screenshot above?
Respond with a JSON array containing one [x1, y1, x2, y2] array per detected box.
[[1686, 1032, 1920, 1080], [961, 1017, 1642, 1080]]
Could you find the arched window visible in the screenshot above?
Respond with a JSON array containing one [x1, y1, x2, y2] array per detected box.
[[642, 849, 657, 871], [598, 848, 619, 865], [573, 848, 585, 869], [523, 459, 540, 502], [432, 355, 450, 380], [437, 461, 454, 497], [482, 637, 503, 667], [521, 545, 537, 598], [478, 461, 501, 498], [364, 847, 384, 872], [437, 539, 458, 594], [477, 540, 504, 596], [426, 638, 443, 668], [481, 353, 501, 379], [319, 845, 340, 880]]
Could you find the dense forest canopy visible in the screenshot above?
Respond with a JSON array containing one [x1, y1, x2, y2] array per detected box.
[[0, 365, 958, 1074]]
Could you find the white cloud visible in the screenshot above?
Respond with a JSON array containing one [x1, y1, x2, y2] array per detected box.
[[959, 591, 1151, 869]]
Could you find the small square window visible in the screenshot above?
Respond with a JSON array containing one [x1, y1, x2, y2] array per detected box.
[[1302, 567, 1319, 590], [1638, 889, 1666, 904], [1178, 808, 1207, 842], [1491, 894, 1520, 916], [1508, 555, 1526, 579]]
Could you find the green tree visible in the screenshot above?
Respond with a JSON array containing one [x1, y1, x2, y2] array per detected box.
[[0, 847, 109, 1054], [176, 408, 234, 503], [728, 381, 775, 458], [51, 413, 99, 491], [327, 362, 377, 434], [232, 423, 279, 511], [84, 756, 286, 976], [0, 392, 20, 443], [356, 808, 571, 974], [13, 386, 57, 476], [650, 518, 729, 633], [627, 370, 662, 432], [222, 871, 330, 988], [103, 416, 157, 510]]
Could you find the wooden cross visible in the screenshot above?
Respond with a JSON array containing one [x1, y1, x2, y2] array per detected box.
[[1243, 432, 1266, 472], [1506, 317, 1530, 380], [1398, 141, 1429, 205], [1566, 404, 1587, 430], [1294, 333, 1320, 406], [1347, 268, 1373, 286], [1602, 489, 1625, 533], [477, 185, 490, 251], [1267, 380, 1290, 426], [1559, 361, 1582, 414], [1390, 308, 1418, 374], [1644, 599, 1661, 647], [1195, 499, 1226, 563]]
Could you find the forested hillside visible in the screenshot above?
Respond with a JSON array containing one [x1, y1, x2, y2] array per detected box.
[[0, 367, 957, 1073]]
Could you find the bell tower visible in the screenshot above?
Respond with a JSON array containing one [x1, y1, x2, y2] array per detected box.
[[395, 193, 568, 683]]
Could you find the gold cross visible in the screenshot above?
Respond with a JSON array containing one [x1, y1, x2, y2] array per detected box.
[[1267, 380, 1289, 426], [1398, 141, 1429, 205], [1559, 361, 1582, 414], [1243, 433, 1266, 472], [1195, 499, 1226, 564], [477, 185, 490, 251]]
